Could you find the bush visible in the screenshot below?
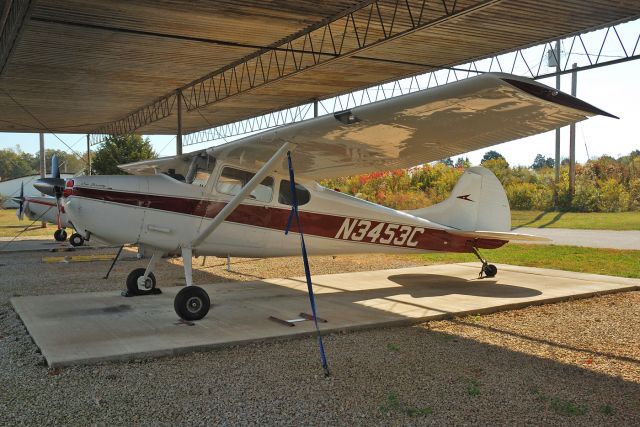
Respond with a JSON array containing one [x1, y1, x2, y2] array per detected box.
[[322, 152, 640, 213], [598, 179, 630, 212], [572, 179, 599, 212], [506, 183, 536, 210]]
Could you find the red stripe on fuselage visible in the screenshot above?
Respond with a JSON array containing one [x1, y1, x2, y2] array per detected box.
[[70, 187, 505, 252]]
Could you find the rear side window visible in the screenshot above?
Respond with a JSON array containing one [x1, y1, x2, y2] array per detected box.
[[279, 180, 310, 206], [216, 167, 273, 202]]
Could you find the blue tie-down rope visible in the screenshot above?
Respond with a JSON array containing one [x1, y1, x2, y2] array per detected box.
[[284, 151, 330, 377]]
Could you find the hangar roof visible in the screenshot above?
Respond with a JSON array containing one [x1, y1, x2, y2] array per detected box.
[[0, 0, 639, 136]]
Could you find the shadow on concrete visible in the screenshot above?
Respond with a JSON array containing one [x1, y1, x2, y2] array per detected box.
[[387, 274, 542, 299]]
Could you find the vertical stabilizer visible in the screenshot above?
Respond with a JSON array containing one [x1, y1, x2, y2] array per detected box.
[[406, 167, 510, 232]]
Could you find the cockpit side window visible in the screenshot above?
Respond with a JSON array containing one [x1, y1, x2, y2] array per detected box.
[[278, 180, 310, 206], [186, 155, 215, 187], [216, 167, 274, 202]]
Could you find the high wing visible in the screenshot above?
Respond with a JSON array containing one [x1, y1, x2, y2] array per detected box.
[[120, 73, 614, 179], [118, 148, 208, 176]]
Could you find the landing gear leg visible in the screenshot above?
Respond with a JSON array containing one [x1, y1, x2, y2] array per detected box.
[[174, 247, 210, 321], [124, 250, 163, 296], [471, 247, 497, 279]]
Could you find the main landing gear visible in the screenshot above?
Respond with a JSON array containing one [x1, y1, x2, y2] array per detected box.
[[172, 247, 210, 321], [69, 233, 85, 247], [123, 247, 211, 321], [471, 247, 498, 279], [53, 228, 67, 242], [123, 251, 162, 296]]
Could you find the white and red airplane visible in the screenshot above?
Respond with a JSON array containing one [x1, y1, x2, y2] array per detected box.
[[36, 73, 615, 321], [13, 157, 85, 245]]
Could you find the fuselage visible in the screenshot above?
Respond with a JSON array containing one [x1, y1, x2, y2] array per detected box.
[[63, 162, 504, 257]]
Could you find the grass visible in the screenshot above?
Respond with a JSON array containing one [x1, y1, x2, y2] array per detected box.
[[465, 378, 481, 397], [386, 343, 400, 352], [417, 244, 640, 279], [530, 387, 587, 416], [378, 392, 433, 417], [0, 208, 53, 238], [511, 210, 640, 230]]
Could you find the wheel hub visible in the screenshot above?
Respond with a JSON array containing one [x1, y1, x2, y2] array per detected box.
[[137, 276, 153, 290], [186, 296, 202, 314]]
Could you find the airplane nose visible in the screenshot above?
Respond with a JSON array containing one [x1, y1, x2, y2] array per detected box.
[[33, 177, 65, 198]]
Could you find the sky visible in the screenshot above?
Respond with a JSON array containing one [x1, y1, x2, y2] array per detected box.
[[1, 58, 638, 169]]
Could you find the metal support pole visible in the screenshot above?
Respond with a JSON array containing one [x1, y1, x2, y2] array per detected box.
[[569, 63, 577, 199], [313, 99, 318, 118], [86, 134, 91, 175], [39, 133, 45, 179], [39, 133, 46, 228], [553, 40, 561, 208], [176, 90, 183, 155]]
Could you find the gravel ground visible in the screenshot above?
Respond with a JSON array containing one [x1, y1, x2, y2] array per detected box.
[[0, 246, 639, 425]]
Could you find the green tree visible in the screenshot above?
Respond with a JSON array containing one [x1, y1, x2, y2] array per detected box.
[[92, 135, 156, 175], [531, 153, 554, 170], [439, 157, 454, 167], [455, 157, 471, 168], [33, 149, 86, 175], [481, 150, 505, 164], [0, 148, 36, 180]]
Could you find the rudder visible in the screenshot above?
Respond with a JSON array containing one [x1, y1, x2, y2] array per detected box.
[[406, 167, 510, 232]]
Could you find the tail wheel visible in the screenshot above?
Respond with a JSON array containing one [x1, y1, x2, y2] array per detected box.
[[69, 233, 85, 247], [483, 264, 498, 278], [174, 286, 210, 321], [53, 229, 67, 242], [126, 268, 156, 296]]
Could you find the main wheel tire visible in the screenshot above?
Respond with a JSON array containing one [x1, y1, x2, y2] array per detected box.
[[174, 286, 210, 321], [126, 268, 156, 296], [483, 264, 498, 278], [54, 229, 67, 242], [69, 233, 85, 247]]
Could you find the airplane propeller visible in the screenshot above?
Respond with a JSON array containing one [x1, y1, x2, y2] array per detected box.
[[32, 154, 66, 230], [11, 181, 25, 220]]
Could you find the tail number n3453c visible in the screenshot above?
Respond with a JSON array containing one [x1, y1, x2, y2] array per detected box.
[[335, 218, 425, 247]]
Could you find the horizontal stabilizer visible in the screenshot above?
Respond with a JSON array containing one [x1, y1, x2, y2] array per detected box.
[[451, 230, 551, 243]]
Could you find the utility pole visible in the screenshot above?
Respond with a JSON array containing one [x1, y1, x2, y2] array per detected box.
[[86, 134, 91, 175], [569, 63, 578, 199]]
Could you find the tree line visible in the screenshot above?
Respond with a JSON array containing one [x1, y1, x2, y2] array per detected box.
[[322, 150, 640, 212], [0, 135, 156, 180]]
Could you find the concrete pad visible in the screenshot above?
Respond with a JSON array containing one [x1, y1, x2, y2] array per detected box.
[[11, 263, 640, 367]]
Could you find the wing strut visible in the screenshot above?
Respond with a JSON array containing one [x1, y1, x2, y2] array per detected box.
[[188, 141, 292, 249]]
